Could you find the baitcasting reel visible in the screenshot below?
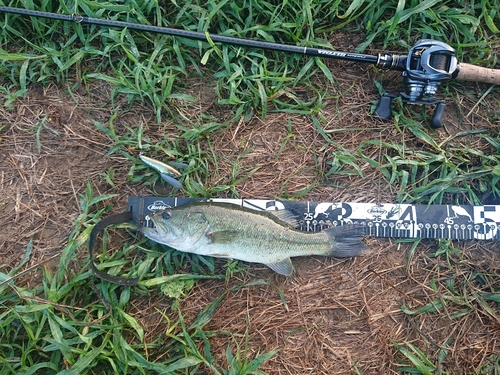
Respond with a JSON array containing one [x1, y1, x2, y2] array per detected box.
[[374, 40, 458, 128]]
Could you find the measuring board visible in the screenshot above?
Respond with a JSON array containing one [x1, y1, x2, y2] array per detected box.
[[128, 197, 500, 240]]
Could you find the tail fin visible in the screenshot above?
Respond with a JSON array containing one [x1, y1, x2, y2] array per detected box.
[[325, 224, 370, 257]]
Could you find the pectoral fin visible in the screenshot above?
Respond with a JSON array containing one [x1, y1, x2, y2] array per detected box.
[[207, 230, 239, 244], [266, 258, 294, 276]]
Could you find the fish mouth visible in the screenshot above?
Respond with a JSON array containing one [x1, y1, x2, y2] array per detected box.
[[141, 225, 162, 241], [142, 225, 158, 233]]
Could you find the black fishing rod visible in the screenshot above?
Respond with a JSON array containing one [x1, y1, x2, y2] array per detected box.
[[1, 6, 499, 127], [0, 6, 401, 68]]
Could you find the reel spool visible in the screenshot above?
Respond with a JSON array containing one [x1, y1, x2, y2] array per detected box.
[[375, 40, 458, 128]]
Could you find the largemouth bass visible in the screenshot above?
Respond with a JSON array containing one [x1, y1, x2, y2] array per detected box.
[[142, 202, 370, 276]]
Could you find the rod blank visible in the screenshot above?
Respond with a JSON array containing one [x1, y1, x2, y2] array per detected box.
[[0, 6, 399, 68]]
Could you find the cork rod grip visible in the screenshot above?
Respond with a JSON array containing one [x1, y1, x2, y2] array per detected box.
[[456, 63, 500, 85]]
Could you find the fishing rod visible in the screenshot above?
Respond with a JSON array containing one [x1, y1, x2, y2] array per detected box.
[[1, 6, 499, 127]]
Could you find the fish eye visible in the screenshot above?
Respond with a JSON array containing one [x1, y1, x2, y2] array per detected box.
[[162, 211, 171, 219]]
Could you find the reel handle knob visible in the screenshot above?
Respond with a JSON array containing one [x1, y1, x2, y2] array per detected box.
[[430, 102, 446, 128], [374, 94, 393, 120]]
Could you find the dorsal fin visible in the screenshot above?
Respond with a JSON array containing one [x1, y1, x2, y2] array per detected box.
[[267, 209, 299, 228]]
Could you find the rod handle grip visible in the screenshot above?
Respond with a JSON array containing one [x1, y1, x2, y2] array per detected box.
[[456, 63, 500, 85]]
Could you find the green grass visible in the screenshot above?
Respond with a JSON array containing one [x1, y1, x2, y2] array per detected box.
[[357, 124, 500, 204], [1, 179, 276, 374], [2, 0, 497, 120], [1, 0, 499, 373]]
